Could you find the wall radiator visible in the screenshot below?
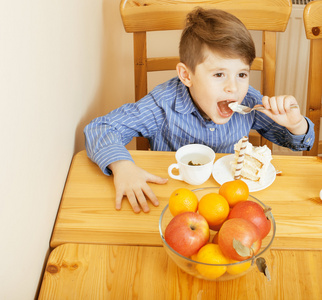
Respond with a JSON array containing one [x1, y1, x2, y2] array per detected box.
[[273, 0, 319, 154], [275, 0, 312, 114]]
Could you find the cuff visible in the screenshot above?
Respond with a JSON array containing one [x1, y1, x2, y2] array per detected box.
[[92, 144, 134, 175], [284, 117, 315, 151]]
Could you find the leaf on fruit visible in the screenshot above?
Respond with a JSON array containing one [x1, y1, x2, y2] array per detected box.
[[264, 206, 273, 220], [233, 238, 252, 257], [256, 257, 271, 281]]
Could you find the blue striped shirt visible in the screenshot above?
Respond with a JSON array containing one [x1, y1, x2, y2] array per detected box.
[[84, 77, 314, 175]]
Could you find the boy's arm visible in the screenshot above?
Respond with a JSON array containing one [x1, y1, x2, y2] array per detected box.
[[261, 95, 308, 134], [83, 93, 169, 212], [84, 93, 162, 175], [109, 160, 168, 213], [253, 95, 315, 151], [84, 111, 168, 213]]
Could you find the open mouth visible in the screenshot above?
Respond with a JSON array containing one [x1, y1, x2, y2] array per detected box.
[[217, 100, 236, 117]]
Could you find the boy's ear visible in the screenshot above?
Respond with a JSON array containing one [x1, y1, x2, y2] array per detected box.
[[176, 62, 192, 87]]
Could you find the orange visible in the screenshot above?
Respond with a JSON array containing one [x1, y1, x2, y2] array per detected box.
[[196, 243, 229, 280], [219, 179, 249, 207], [198, 193, 230, 230], [226, 259, 252, 275], [212, 232, 219, 244], [168, 188, 198, 216], [190, 253, 198, 261]]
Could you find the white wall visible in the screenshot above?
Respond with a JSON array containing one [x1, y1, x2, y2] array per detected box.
[[0, 3, 261, 297], [0, 0, 129, 298]]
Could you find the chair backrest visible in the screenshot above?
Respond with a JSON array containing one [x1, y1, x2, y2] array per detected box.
[[303, 0, 322, 156], [120, 0, 292, 150]]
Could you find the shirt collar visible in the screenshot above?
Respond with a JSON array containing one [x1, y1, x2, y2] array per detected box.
[[174, 79, 199, 115]]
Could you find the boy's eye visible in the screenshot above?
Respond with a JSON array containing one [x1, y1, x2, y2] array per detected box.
[[238, 73, 248, 78], [214, 73, 224, 77]]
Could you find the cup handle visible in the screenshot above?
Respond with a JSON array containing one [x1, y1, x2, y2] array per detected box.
[[168, 163, 183, 181]]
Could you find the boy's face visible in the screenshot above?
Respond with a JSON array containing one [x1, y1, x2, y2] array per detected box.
[[182, 48, 250, 124]]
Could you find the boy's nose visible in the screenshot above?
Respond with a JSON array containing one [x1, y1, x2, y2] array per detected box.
[[224, 78, 237, 93]]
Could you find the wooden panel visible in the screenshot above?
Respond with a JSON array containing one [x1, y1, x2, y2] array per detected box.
[[261, 31, 276, 97], [50, 150, 322, 249], [39, 243, 322, 300], [134, 32, 148, 101], [251, 57, 264, 71], [133, 32, 151, 150], [304, 0, 322, 40], [120, 0, 292, 33], [260, 30, 276, 150], [147, 56, 179, 72], [147, 56, 263, 72], [303, 39, 322, 156], [303, 1, 322, 156]]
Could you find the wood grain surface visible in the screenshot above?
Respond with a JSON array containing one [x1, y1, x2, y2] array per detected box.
[[50, 150, 322, 250], [120, 0, 292, 32], [303, 0, 322, 156], [39, 243, 322, 300], [304, 0, 322, 40]]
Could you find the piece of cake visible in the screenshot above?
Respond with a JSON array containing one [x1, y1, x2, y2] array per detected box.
[[232, 136, 272, 183]]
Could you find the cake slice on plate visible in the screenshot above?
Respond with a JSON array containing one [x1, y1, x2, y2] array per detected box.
[[232, 136, 272, 183]]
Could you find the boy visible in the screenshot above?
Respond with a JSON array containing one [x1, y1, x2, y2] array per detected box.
[[84, 8, 314, 213]]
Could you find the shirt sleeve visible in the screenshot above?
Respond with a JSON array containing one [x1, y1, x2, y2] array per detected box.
[[84, 94, 163, 175], [282, 117, 315, 151], [254, 115, 315, 151]]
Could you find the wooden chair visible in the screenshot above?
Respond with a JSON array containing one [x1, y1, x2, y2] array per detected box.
[[303, 0, 322, 156], [120, 0, 292, 150]]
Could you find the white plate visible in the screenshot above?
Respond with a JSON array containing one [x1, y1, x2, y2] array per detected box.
[[212, 154, 276, 192]]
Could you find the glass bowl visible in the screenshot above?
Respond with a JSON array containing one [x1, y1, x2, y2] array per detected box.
[[159, 187, 276, 281]]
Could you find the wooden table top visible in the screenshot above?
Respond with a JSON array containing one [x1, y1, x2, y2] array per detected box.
[[39, 243, 322, 300], [50, 150, 322, 250]]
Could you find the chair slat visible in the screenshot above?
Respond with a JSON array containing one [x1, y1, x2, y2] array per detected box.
[[134, 32, 148, 101], [121, 0, 292, 33], [147, 57, 263, 72], [304, 39, 322, 156], [303, 1, 322, 40], [303, 1, 322, 156], [147, 57, 179, 72]]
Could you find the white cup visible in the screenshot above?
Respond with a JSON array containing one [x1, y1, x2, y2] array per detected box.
[[168, 144, 216, 185]]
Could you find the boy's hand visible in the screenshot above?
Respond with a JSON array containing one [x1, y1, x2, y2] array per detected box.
[[260, 95, 308, 135], [109, 160, 168, 213]]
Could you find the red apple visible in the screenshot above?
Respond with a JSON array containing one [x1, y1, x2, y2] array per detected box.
[[164, 212, 210, 257], [218, 218, 262, 261], [228, 201, 272, 239]]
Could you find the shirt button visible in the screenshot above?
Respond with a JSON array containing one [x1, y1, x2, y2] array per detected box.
[[209, 128, 215, 131], [306, 138, 311, 142]]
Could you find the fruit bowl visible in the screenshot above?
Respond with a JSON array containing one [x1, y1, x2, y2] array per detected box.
[[159, 187, 276, 281]]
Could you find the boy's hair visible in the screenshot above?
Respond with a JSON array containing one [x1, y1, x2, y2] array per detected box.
[[179, 8, 256, 73]]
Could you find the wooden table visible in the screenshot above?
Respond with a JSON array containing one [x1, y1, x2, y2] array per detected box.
[[50, 150, 322, 250], [39, 243, 322, 299], [40, 150, 322, 299]]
